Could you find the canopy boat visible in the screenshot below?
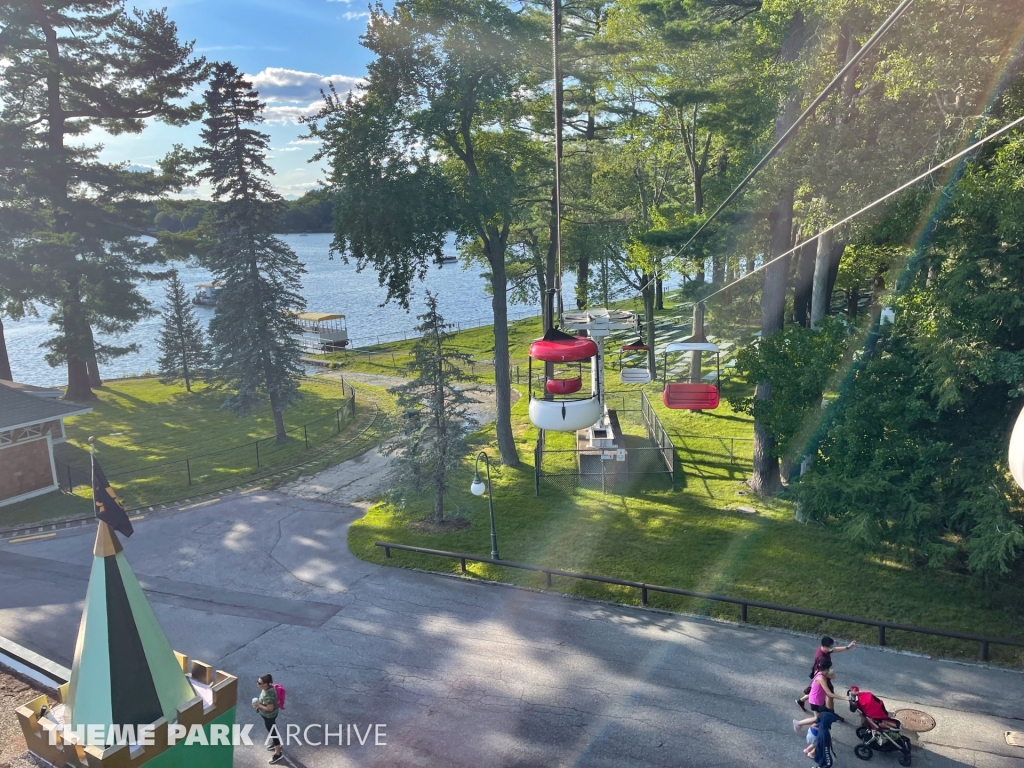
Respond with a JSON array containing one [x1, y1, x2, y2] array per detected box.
[[295, 312, 349, 352]]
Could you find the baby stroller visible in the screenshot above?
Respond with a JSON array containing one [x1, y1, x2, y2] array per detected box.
[[848, 687, 912, 766]]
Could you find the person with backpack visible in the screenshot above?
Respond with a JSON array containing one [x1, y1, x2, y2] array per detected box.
[[255, 673, 284, 764]]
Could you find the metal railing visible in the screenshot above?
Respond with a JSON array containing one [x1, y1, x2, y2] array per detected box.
[[640, 389, 676, 481], [674, 434, 755, 465], [374, 542, 1024, 662]]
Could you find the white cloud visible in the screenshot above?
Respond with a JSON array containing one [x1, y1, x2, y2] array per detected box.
[[247, 67, 362, 104], [263, 101, 324, 124], [272, 146, 306, 152], [343, 11, 369, 19]]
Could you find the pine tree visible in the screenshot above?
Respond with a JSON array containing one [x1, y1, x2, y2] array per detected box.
[[0, 1, 207, 400], [155, 271, 211, 392], [193, 63, 306, 443], [385, 293, 474, 524]]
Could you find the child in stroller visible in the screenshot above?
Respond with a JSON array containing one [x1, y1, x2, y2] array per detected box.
[[848, 686, 912, 766]]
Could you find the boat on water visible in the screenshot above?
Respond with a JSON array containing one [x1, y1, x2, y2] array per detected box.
[[294, 312, 349, 351], [193, 282, 222, 306]]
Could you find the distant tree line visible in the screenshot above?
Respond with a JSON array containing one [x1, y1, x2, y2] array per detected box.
[[145, 189, 334, 235]]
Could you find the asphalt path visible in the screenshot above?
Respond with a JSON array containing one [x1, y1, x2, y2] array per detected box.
[[0, 491, 1020, 767]]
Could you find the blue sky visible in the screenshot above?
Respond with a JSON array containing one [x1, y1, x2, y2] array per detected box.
[[99, 0, 377, 198]]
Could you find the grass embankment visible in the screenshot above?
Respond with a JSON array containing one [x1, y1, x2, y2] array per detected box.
[[314, 315, 546, 382], [349, 301, 1024, 664], [2, 376, 397, 528]]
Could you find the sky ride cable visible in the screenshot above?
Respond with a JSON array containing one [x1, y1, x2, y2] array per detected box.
[[664, 0, 917, 268], [696, 112, 1024, 305], [551, 0, 565, 327]]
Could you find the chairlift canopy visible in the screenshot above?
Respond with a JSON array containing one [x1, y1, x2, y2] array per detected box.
[[665, 341, 720, 354], [529, 328, 598, 363]]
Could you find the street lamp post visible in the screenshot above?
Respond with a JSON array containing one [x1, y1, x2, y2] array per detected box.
[[470, 451, 499, 560]]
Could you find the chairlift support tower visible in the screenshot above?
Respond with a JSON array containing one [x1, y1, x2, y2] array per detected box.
[[559, 308, 639, 439]]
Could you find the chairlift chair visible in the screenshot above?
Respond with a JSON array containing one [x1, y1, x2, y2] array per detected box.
[[662, 340, 721, 410], [527, 328, 602, 431], [619, 338, 653, 385]]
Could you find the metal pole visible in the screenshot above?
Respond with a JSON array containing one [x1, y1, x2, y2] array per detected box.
[[187, 458, 192, 487], [304, 425, 309, 449], [476, 452, 500, 560]]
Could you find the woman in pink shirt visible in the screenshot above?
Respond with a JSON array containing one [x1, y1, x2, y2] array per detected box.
[[793, 660, 848, 731]]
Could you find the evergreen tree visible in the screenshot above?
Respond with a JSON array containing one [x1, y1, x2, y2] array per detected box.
[[155, 270, 211, 392], [385, 293, 474, 524], [0, 0, 207, 400], [193, 63, 306, 443]]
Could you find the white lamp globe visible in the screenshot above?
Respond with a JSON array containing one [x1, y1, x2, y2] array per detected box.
[[470, 477, 486, 496]]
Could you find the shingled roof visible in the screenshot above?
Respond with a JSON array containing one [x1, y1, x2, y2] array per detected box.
[[0, 380, 92, 431]]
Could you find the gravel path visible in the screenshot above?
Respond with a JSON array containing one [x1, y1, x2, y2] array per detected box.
[[0, 665, 53, 768]]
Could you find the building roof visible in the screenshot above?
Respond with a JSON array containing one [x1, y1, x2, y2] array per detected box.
[[0, 381, 93, 431], [0, 379, 64, 399]]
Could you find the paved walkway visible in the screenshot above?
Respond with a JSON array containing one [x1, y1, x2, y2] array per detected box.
[[0, 491, 1021, 767]]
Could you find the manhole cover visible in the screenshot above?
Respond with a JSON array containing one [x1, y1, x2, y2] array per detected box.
[[893, 709, 936, 733], [1007, 731, 1024, 747]]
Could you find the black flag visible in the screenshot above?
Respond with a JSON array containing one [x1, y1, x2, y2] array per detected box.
[[92, 457, 134, 538]]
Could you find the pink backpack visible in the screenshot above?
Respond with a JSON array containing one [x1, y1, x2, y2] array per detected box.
[[273, 683, 287, 710]]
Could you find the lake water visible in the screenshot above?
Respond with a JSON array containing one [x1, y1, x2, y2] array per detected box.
[[6, 233, 628, 388]]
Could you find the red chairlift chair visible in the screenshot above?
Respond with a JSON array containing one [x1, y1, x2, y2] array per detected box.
[[662, 340, 721, 411], [527, 328, 602, 431]]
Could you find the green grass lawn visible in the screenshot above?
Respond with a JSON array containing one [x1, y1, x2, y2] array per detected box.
[[1, 376, 395, 529], [349, 307, 1024, 664]]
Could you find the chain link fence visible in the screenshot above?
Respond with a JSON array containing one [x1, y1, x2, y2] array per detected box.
[[534, 391, 676, 495]]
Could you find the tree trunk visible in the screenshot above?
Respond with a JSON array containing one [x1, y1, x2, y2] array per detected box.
[[642, 276, 657, 375], [689, 302, 704, 384], [825, 241, 844, 308], [42, 20, 94, 401], [63, 286, 95, 402], [793, 239, 816, 327], [712, 255, 725, 284], [272, 407, 287, 444], [86, 324, 102, 388], [434, 480, 445, 524], [847, 286, 860, 319], [576, 253, 589, 309], [655, 276, 664, 310], [489, 246, 520, 466], [745, 256, 755, 275], [0, 316, 12, 381], [810, 229, 833, 328]]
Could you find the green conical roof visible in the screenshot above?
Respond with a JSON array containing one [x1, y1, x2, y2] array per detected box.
[[66, 523, 197, 741]]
